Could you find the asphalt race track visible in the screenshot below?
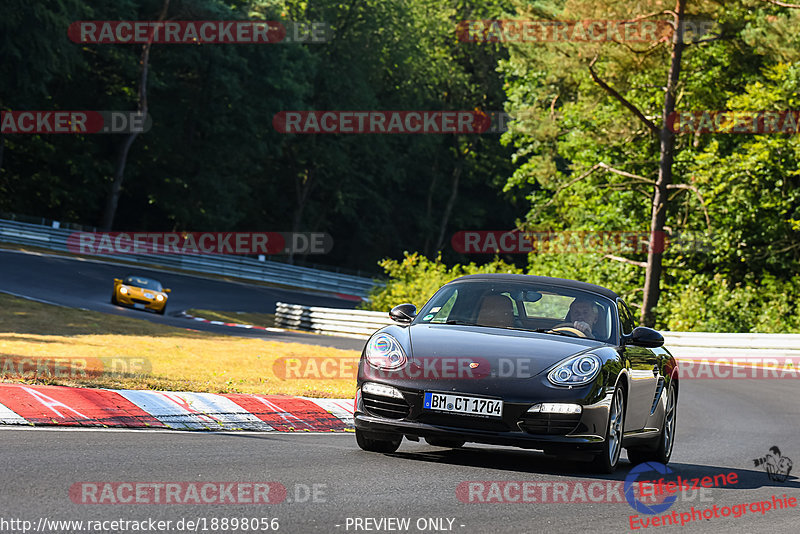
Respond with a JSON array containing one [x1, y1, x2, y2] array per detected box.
[[0, 249, 365, 350], [2, 379, 799, 534], [2, 249, 800, 533]]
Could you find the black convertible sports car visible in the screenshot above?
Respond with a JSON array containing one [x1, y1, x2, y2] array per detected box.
[[354, 274, 678, 473]]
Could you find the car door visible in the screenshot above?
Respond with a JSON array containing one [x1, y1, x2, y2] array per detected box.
[[618, 298, 661, 431]]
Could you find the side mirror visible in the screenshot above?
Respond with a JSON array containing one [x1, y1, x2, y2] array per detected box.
[[164, 288, 171, 293], [114, 278, 122, 283], [389, 303, 417, 324], [628, 326, 664, 348]]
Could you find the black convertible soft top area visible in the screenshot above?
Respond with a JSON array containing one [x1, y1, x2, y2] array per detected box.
[[450, 274, 620, 301]]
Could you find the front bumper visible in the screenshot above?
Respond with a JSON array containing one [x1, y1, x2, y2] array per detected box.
[[116, 293, 166, 312], [354, 385, 615, 453]]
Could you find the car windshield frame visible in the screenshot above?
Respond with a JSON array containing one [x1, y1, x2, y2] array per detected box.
[[412, 280, 618, 344], [122, 276, 163, 292]]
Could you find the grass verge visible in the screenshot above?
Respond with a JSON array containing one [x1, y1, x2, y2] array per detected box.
[[0, 293, 358, 398], [186, 309, 276, 328]]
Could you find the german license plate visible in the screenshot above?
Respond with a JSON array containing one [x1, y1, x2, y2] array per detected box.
[[423, 392, 502, 418], [134, 303, 145, 309]]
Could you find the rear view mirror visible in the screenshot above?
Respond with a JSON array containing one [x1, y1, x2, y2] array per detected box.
[[389, 303, 417, 324], [113, 278, 122, 283], [524, 291, 543, 303], [164, 288, 171, 293]]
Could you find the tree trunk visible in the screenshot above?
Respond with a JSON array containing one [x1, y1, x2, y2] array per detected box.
[[641, 0, 687, 326], [100, 0, 169, 230], [434, 158, 463, 252], [422, 159, 440, 256], [102, 133, 139, 230], [287, 166, 315, 264]]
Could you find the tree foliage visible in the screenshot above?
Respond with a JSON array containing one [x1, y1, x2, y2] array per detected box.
[[2, 0, 799, 331]]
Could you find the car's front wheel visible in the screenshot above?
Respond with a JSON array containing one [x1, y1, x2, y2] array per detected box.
[[355, 429, 402, 453], [111, 292, 118, 305], [593, 385, 626, 473], [627, 382, 676, 465]]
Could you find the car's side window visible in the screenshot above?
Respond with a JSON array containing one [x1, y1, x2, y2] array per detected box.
[[617, 299, 635, 335]]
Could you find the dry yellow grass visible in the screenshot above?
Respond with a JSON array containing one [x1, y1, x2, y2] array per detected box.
[[0, 293, 359, 398]]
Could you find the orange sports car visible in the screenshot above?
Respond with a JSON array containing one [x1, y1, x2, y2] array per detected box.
[[111, 274, 171, 315]]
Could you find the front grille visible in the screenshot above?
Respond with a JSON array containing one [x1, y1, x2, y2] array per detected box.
[[131, 298, 151, 305], [519, 413, 581, 435], [416, 412, 511, 432], [362, 392, 410, 419]]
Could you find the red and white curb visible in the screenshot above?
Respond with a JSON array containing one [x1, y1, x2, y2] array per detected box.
[[0, 383, 353, 431], [180, 312, 286, 333]]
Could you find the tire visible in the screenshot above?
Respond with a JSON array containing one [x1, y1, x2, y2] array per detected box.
[[592, 385, 626, 473], [425, 437, 465, 448], [157, 304, 166, 315], [627, 382, 677, 465], [355, 428, 402, 453], [111, 292, 118, 305]]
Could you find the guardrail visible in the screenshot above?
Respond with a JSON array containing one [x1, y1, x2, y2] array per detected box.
[[275, 303, 800, 359], [661, 332, 800, 360], [0, 218, 379, 297], [275, 302, 394, 338]]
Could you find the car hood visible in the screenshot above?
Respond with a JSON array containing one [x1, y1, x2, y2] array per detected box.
[[407, 324, 603, 379]]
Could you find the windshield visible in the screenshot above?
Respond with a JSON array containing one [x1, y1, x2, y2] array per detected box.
[[414, 281, 615, 343], [123, 276, 163, 291]]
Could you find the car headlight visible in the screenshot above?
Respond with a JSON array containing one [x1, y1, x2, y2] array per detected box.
[[365, 333, 407, 370], [119, 286, 128, 295], [547, 354, 602, 386], [156, 294, 164, 301]]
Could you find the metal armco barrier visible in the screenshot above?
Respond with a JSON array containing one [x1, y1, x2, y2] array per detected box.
[[275, 302, 394, 339], [275, 302, 800, 356], [0, 218, 378, 297], [661, 332, 800, 360]]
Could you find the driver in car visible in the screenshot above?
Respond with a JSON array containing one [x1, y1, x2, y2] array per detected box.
[[568, 298, 600, 338]]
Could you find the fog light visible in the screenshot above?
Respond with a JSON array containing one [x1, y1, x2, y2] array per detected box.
[[362, 382, 404, 399], [527, 403, 582, 414]]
